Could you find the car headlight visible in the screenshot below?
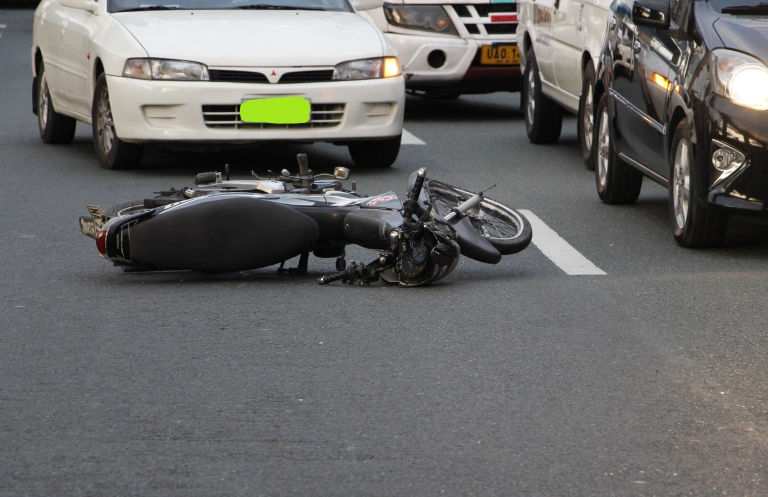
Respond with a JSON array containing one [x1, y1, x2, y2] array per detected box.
[[383, 4, 457, 35], [333, 57, 401, 80], [711, 49, 768, 110], [123, 59, 210, 81]]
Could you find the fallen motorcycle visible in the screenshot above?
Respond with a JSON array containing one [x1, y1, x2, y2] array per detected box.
[[79, 155, 532, 286]]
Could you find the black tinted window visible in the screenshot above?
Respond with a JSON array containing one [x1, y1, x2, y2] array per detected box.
[[709, 0, 758, 13], [109, 0, 351, 13]]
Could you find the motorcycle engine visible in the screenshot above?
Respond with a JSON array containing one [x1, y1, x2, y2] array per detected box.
[[384, 223, 460, 286]]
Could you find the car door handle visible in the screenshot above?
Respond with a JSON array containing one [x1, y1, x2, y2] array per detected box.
[[633, 40, 641, 54], [610, 17, 616, 32]]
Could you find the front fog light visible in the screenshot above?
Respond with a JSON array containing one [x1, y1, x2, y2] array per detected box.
[[711, 139, 747, 188]]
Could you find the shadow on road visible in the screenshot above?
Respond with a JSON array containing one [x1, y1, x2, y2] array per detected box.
[[404, 93, 523, 122]]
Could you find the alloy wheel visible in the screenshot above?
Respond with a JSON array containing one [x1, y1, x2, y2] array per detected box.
[[96, 86, 115, 155], [526, 69, 536, 126], [673, 138, 691, 230], [597, 107, 610, 188], [583, 84, 594, 151], [39, 73, 49, 130]]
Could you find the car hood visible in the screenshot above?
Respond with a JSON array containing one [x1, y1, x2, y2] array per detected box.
[[714, 15, 768, 65], [113, 10, 385, 67]]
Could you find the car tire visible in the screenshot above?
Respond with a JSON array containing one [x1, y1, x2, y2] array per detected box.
[[523, 49, 562, 144], [577, 62, 597, 170], [594, 93, 642, 204], [669, 121, 728, 247], [92, 73, 144, 170], [37, 62, 77, 144], [348, 134, 401, 168]]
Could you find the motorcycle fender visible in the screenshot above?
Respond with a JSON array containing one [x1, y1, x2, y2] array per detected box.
[[129, 195, 319, 272], [452, 218, 501, 264]]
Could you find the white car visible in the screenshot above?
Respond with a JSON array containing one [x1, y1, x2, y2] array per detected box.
[[359, 0, 522, 97], [517, 0, 610, 168], [32, 0, 405, 169]]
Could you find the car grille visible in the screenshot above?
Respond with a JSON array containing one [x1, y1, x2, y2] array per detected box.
[[209, 69, 269, 83], [279, 70, 334, 84], [202, 103, 345, 129], [449, 3, 518, 37], [207, 69, 334, 84]]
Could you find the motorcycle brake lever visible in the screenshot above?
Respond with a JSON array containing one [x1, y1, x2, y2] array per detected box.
[[418, 200, 433, 222]]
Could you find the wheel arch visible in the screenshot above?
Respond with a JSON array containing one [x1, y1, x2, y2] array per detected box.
[[521, 32, 533, 69], [668, 106, 689, 161], [32, 49, 44, 115], [92, 58, 105, 99]]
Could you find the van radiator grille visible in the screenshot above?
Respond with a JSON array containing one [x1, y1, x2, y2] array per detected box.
[[449, 3, 518, 37]]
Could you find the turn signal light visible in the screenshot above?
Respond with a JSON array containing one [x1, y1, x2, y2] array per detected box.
[[651, 73, 672, 91], [383, 57, 401, 78]]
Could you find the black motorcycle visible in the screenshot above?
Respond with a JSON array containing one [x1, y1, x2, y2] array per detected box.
[[79, 155, 532, 286]]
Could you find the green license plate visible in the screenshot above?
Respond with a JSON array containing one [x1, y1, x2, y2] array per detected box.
[[240, 97, 310, 124]]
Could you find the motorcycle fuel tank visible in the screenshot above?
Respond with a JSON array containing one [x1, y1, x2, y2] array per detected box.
[[127, 195, 320, 272]]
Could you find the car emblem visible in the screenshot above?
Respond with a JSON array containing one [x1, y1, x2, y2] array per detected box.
[[271, 70, 277, 76]]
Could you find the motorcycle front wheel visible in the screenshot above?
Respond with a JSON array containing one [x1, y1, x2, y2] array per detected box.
[[427, 181, 533, 255]]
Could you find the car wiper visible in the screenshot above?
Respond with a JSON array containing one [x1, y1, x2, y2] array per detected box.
[[722, 1, 768, 13], [236, 3, 325, 10], [116, 5, 182, 12]]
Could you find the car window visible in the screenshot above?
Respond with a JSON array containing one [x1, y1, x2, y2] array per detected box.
[[109, 0, 352, 13], [708, 0, 760, 13]]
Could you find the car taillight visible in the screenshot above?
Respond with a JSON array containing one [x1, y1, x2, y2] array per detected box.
[[96, 230, 108, 256]]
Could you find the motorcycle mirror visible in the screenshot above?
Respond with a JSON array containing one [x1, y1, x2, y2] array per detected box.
[[334, 167, 350, 180], [281, 169, 291, 177]]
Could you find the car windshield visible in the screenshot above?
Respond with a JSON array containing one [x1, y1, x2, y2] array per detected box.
[[109, 0, 352, 13], [709, 0, 768, 13]]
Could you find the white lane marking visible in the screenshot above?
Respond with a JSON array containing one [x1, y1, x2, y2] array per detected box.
[[520, 209, 606, 276], [402, 129, 425, 145], [0, 24, 5, 38]]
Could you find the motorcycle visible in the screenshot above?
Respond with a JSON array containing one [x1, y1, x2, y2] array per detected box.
[[79, 154, 532, 286]]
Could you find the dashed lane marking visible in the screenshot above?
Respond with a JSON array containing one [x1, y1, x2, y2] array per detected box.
[[402, 129, 425, 145], [0, 24, 5, 38], [520, 209, 606, 276]]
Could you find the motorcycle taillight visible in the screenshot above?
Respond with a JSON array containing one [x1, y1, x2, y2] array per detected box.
[[96, 230, 108, 257]]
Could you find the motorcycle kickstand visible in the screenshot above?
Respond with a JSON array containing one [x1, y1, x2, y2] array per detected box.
[[277, 251, 309, 275]]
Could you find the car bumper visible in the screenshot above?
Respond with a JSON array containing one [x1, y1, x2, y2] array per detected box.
[[703, 95, 768, 214], [384, 33, 521, 92], [106, 75, 405, 143]]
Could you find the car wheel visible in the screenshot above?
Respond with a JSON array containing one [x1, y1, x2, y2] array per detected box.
[[348, 134, 401, 168], [92, 73, 144, 170], [523, 49, 562, 144], [37, 62, 77, 144], [669, 121, 728, 247], [578, 62, 597, 170], [594, 93, 642, 204]]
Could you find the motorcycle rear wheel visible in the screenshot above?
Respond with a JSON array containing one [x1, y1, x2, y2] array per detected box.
[[427, 181, 532, 255]]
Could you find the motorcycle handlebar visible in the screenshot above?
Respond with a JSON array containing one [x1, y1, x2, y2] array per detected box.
[[409, 168, 427, 202], [297, 154, 310, 177], [444, 192, 483, 222]]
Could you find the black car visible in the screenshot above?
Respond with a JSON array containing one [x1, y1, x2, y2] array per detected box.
[[593, 0, 768, 246]]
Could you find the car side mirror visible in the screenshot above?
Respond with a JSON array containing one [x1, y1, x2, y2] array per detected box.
[[350, 0, 384, 11], [60, 0, 97, 13], [632, 0, 670, 28]]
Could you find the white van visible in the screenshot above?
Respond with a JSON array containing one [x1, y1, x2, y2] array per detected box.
[[359, 1, 523, 97], [516, 0, 611, 168]]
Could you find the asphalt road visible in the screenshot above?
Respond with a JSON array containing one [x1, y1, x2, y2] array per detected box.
[[3, 8, 768, 496]]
